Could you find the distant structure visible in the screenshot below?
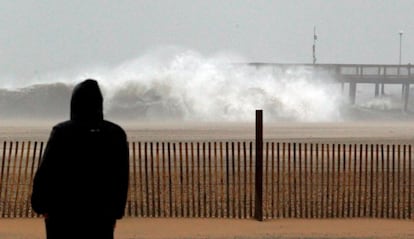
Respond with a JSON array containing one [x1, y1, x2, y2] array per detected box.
[[248, 63, 414, 112], [313, 27, 317, 64]]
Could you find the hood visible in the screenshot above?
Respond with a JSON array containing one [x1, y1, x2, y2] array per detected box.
[[70, 79, 104, 122]]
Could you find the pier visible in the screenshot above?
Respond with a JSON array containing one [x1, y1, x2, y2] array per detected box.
[[249, 63, 414, 112]]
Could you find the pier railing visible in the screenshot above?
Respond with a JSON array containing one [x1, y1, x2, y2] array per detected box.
[[0, 141, 412, 219]]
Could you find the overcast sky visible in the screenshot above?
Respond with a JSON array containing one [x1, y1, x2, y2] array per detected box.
[[1, 0, 414, 80]]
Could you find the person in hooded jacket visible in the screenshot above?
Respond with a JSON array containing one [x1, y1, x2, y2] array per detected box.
[[31, 79, 129, 239]]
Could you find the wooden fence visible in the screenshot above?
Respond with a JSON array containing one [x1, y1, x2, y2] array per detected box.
[[0, 141, 413, 219]]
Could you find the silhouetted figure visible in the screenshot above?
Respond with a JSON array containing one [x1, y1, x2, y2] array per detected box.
[[31, 79, 129, 239]]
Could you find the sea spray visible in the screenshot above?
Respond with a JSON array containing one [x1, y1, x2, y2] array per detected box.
[[91, 50, 342, 122], [0, 49, 344, 122]]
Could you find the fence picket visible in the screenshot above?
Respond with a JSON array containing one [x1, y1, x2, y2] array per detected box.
[[0, 141, 412, 219]]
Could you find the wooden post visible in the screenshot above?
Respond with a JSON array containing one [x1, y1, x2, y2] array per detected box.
[[327, 143, 331, 217], [265, 142, 269, 218], [276, 143, 280, 218], [397, 145, 401, 219], [322, 144, 328, 218], [402, 145, 406, 219], [126, 143, 132, 217], [173, 143, 178, 217], [213, 142, 218, 218], [191, 142, 196, 217], [217, 142, 224, 217], [326, 144, 330, 217], [142, 143, 148, 216], [243, 142, 248, 218], [219, 142, 224, 217], [203, 142, 207, 217], [386, 145, 390, 218], [288, 143, 292, 217], [255, 109, 264, 221], [375, 144, 379, 218], [298, 143, 303, 218], [353, 144, 357, 217], [8, 142, 19, 217], [167, 143, 172, 217], [27, 142, 38, 217], [238, 142, 242, 218], [2, 142, 13, 217], [408, 145, 412, 219], [231, 142, 236, 218], [155, 143, 161, 217], [332, 144, 336, 218], [336, 144, 341, 218], [304, 143, 308, 218], [358, 144, 363, 217], [131, 143, 137, 217], [185, 142, 190, 217], [22, 142, 31, 217], [225, 142, 230, 218], [282, 143, 286, 218], [150, 143, 156, 217], [271, 142, 275, 218], [0, 142, 7, 217], [381, 144, 385, 218], [138, 142, 144, 217], [34, 142, 44, 218], [314, 144, 318, 218], [392, 145, 395, 218], [347, 144, 352, 217], [161, 142, 166, 217], [364, 144, 368, 217], [310, 144, 314, 218], [370, 144, 374, 217], [293, 143, 297, 218], [36, 142, 44, 217], [14, 142, 25, 217], [209, 142, 213, 218], [342, 144, 346, 218], [249, 142, 253, 218], [197, 142, 201, 217], [179, 142, 185, 217]]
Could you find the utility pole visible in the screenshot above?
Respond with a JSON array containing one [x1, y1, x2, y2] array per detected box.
[[399, 31, 403, 65], [313, 26, 317, 64]]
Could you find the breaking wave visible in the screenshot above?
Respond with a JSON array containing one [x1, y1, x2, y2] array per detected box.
[[1, 48, 411, 122]]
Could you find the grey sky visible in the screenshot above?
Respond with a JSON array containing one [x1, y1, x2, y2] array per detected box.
[[1, 0, 413, 80]]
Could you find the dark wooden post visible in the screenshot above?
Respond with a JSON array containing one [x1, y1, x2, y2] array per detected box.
[[255, 109, 264, 221]]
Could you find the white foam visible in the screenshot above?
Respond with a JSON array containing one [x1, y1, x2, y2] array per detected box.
[[1, 48, 345, 122]]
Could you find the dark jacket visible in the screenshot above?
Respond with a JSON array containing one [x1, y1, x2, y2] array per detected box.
[[31, 79, 129, 220]]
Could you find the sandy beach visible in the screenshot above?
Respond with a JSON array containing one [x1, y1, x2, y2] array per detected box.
[[2, 121, 414, 144], [0, 217, 413, 239], [1, 121, 414, 238]]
